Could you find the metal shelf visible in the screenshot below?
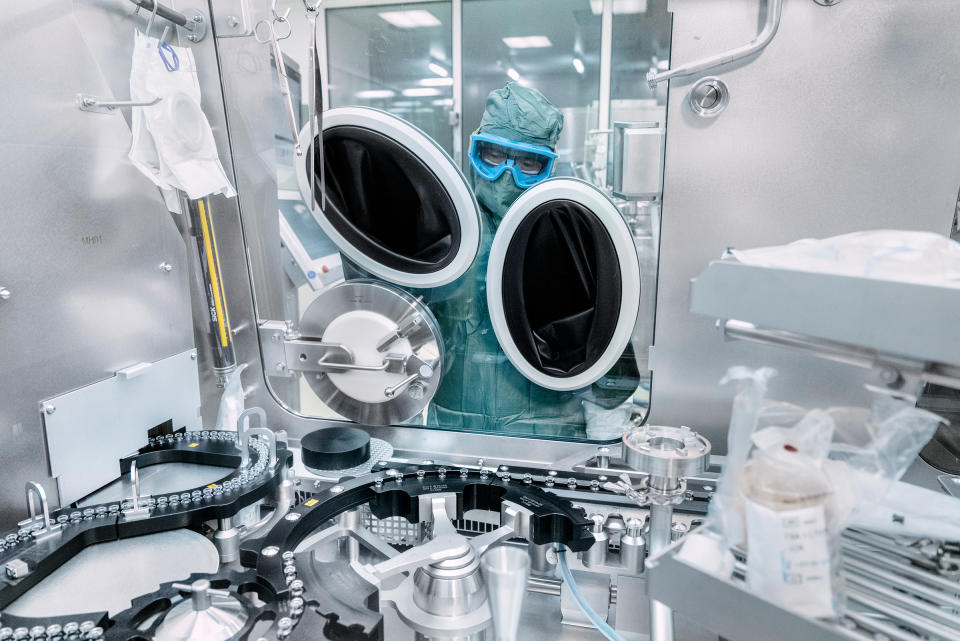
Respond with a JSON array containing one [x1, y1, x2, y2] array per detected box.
[[690, 258, 960, 376], [647, 529, 960, 641]]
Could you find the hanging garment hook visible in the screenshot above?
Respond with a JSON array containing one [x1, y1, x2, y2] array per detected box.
[[144, 0, 161, 46]]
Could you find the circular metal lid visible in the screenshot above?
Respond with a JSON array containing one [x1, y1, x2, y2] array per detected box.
[[622, 425, 711, 479], [300, 280, 444, 425], [301, 426, 371, 471]]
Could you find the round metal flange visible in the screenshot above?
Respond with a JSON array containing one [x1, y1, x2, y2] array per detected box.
[[688, 77, 730, 118], [299, 280, 444, 425], [622, 425, 710, 479]]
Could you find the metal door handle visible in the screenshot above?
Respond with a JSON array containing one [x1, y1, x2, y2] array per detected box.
[[647, 0, 783, 88]]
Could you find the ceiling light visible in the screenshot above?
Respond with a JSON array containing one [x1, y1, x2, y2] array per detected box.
[[506, 67, 521, 82], [428, 62, 449, 77], [589, 0, 647, 14], [355, 89, 395, 99], [402, 87, 442, 97], [419, 77, 454, 87], [502, 36, 552, 49], [378, 10, 441, 29], [432, 98, 454, 106], [572, 57, 585, 74]]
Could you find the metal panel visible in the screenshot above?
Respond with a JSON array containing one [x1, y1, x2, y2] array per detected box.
[[42, 350, 202, 505], [647, 540, 854, 641], [691, 260, 960, 368], [613, 123, 664, 200], [0, 1, 196, 527], [647, 0, 960, 449]]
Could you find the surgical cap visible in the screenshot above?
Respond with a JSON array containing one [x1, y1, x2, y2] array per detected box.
[[477, 82, 564, 150]]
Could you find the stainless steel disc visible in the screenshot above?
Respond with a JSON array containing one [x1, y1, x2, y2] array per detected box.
[[299, 280, 444, 425], [622, 425, 711, 479]]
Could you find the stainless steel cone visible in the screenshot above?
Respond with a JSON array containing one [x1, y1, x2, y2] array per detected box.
[[480, 545, 531, 641]]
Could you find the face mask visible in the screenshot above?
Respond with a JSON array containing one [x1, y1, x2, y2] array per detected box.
[[472, 171, 525, 226]]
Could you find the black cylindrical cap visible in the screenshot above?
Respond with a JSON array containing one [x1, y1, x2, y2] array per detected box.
[[301, 427, 371, 471]]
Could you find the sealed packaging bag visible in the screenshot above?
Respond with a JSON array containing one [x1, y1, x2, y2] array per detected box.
[[709, 367, 943, 619]]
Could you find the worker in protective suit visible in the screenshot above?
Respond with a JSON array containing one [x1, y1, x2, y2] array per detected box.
[[428, 82, 638, 436]]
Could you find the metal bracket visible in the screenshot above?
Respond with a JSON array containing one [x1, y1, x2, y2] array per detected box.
[[76, 94, 161, 114], [129, 1, 207, 42], [18, 482, 62, 541], [259, 320, 435, 386]]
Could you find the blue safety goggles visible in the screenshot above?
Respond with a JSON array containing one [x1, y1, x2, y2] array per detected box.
[[468, 132, 557, 188]]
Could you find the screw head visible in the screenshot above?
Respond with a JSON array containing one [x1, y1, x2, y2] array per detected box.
[[43, 404, 55, 415], [0, 288, 10, 301]]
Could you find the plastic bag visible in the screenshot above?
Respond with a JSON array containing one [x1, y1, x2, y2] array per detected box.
[[582, 398, 635, 440], [730, 230, 960, 285], [128, 30, 236, 199], [215, 364, 247, 431], [710, 367, 943, 618]]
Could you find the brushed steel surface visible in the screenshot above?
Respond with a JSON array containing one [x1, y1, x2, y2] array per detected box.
[[4, 529, 219, 618], [647, 0, 960, 450], [0, 2, 196, 528], [79, 461, 235, 506], [43, 350, 202, 505]]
